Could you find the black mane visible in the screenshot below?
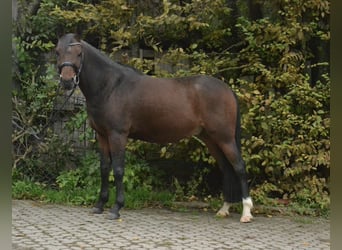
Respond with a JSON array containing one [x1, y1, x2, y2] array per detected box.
[[80, 40, 142, 76], [116, 61, 143, 75]]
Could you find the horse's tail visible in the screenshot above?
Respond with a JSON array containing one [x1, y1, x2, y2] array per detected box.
[[235, 92, 242, 153], [225, 91, 243, 203]]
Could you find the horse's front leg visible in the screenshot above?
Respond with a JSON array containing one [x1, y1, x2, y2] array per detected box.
[[92, 151, 110, 214], [92, 137, 111, 214], [107, 133, 127, 220]]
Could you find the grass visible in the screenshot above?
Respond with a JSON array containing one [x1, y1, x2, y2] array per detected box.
[[12, 179, 330, 219], [12, 179, 174, 209]]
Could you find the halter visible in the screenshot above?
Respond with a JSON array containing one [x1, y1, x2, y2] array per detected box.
[[59, 42, 83, 87]]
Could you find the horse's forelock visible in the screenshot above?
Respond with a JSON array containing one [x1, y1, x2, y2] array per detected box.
[[73, 33, 82, 42]]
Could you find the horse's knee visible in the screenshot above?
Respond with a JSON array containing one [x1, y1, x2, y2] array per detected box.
[[100, 190, 109, 201], [113, 166, 124, 182]]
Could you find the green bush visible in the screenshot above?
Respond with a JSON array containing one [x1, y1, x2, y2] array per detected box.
[[13, 150, 174, 208]]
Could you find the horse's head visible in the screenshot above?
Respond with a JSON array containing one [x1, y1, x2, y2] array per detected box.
[[56, 33, 83, 90]]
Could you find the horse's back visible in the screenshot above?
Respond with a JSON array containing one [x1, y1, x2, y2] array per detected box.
[[129, 74, 234, 120]]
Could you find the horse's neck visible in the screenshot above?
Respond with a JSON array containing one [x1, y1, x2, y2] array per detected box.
[[83, 42, 113, 69], [78, 43, 126, 101]]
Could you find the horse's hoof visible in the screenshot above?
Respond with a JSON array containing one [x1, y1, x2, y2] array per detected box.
[[240, 215, 253, 223], [107, 212, 120, 220], [92, 207, 103, 214], [216, 210, 229, 217]]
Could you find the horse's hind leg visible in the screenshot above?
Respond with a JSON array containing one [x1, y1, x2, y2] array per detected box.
[[199, 135, 242, 218], [219, 141, 253, 223]]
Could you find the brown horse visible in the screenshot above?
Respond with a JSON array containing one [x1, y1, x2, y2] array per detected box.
[[56, 33, 253, 223]]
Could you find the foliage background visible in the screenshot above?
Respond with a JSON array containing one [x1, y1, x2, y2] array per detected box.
[[12, 0, 330, 215]]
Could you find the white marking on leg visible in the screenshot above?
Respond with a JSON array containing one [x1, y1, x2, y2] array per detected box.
[[216, 202, 231, 217], [240, 197, 253, 223]]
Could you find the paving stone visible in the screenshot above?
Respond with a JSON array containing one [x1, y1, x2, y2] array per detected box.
[[12, 200, 329, 250]]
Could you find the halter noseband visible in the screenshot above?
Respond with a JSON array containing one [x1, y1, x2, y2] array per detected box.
[[59, 42, 83, 86]]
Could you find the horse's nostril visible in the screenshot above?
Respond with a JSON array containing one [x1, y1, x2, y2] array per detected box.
[[60, 78, 74, 90]]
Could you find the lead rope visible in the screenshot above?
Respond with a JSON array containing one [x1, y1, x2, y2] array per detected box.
[[34, 83, 78, 141]]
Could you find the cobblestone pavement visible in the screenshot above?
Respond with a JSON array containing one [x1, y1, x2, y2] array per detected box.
[[12, 199, 330, 250]]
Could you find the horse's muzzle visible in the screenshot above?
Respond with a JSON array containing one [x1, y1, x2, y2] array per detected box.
[[59, 76, 77, 90]]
